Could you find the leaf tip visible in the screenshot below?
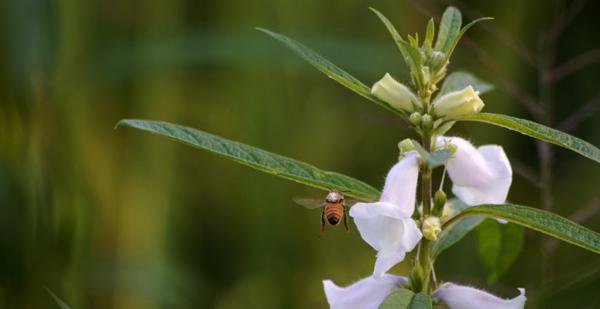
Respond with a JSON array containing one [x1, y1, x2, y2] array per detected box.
[[255, 27, 271, 35], [442, 6, 461, 17], [114, 119, 132, 130], [368, 6, 383, 16]]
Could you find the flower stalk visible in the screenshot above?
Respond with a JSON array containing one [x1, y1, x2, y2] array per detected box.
[[415, 128, 434, 293]]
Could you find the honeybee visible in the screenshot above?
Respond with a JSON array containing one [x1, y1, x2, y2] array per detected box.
[[294, 191, 357, 234]]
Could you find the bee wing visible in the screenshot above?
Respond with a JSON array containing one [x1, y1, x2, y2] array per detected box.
[[293, 197, 325, 209], [344, 198, 366, 208]]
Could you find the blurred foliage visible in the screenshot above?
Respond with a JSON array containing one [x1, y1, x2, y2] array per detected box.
[[0, 0, 599, 308]]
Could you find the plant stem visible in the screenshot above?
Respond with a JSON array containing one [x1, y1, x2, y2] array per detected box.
[[415, 132, 433, 293]]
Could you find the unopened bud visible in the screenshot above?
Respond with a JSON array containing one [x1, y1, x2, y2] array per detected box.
[[432, 85, 484, 117], [409, 112, 422, 126], [433, 190, 447, 215], [409, 264, 424, 292], [422, 216, 442, 241], [371, 73, 419, 112], [429, 51, 449, 76], [421, 114, 433, 130], [398, 138, 416, 155]]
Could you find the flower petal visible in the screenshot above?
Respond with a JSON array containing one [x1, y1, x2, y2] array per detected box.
[[323, 274, 407, 309], [350, 202, 422, 277], [371, 73, 419, 112], [438, 136, 512, 205], [432, 85, 485, 117], [373, 251, 406, 280], [379, 151, 420, 217], [433, 283, 526, 309], [350, 202, 415, 250]]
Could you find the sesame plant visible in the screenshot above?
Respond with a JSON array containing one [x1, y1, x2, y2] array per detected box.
[[117, 7, 600, 309]]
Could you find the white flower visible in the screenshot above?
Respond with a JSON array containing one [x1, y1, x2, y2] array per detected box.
[[433, 283, 526, 309], [371, 73, 419, 112], [350, 152, 422, 278], [432, 85, 484, 117], [437, 136, 512, 206], [323, 274, 407, 309]]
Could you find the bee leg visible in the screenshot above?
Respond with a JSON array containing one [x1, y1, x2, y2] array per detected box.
[[343, 206, 350, 233], [320, 208, 326, 236]]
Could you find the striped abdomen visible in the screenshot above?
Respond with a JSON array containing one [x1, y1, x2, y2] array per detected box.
[[324, 202, 345, 226]]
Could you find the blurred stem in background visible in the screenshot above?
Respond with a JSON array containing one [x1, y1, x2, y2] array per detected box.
[[115, 0, 182, 308]]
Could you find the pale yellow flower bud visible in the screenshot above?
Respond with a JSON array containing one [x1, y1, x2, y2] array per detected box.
[[422, 216, 442, 241], [432, 85, 484, 117], [371, 73, 419, 112], [398, 138, 416, 154], [409, 112, 422, 126]]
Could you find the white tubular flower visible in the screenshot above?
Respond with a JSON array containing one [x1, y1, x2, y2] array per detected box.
[[350, 152, 422, 278], [433, 283, 526, 309], [371, 73, 419, 112], [323, 274, 407, 309], [432, 85, 484, 117], [437, 136, 512, 206]]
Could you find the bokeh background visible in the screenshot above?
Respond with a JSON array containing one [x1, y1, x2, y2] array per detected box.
[[1, 0, 600, 308]]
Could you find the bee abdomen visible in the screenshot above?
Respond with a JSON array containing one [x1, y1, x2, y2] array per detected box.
[[324, 204, 344, 226]]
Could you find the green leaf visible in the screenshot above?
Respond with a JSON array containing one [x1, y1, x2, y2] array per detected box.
[[437, 71, 494, 98], [410, 140, 452, 168], [379, 288, 415, 309], [410, 293, 433, 309], [46, 288, 71, 309], [429, 199, 484, 259], [434, 7, 462, 53], [454, 113, 600, 164], [431, 216, 484, 259], [369, 8, 424, 87], [256, 27, 402, 116], [444, 204, 600, 254], [476, 219, 524, 283], [116, 119, 380, 201], [445, 17, 493, 59], [424, 18, 435, 51]]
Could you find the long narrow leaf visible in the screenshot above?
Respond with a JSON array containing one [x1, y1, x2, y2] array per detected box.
[[116, 119, 380, 201], [430, 216, 484, 259], [444, 204, 600, 254], [256, 28, 402, 116], [445, 17, 493, 58], [454, 113, 600, 164], [434, 7, 462, 53], [368, 8, 424, 89], [369, 8, 422, 69]]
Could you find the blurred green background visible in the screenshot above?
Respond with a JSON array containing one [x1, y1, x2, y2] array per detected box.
[[1, 0, 599, 308]]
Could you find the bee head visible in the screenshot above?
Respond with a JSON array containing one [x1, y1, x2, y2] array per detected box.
[[325, 191, 344, 203]]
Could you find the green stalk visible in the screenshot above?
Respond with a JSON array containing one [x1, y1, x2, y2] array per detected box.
[[416, 133, 433, 293], [413, 132, 432, 293]]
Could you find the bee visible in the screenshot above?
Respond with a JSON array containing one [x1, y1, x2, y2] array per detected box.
[[294, 191, 357, 234]]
